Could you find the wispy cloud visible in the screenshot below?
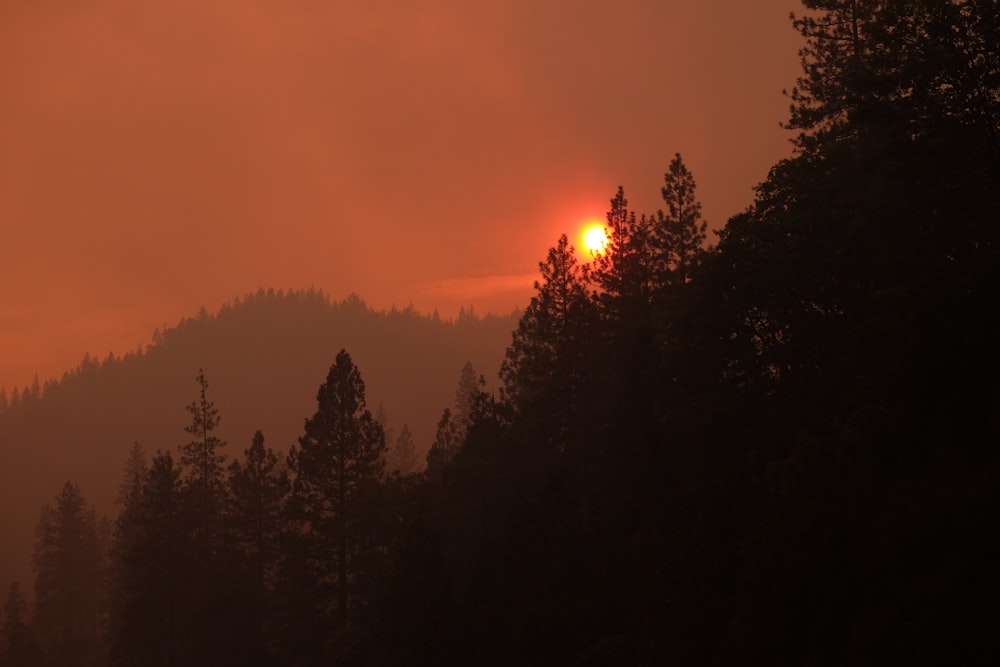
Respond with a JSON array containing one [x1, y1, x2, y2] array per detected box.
[[416, 273, 538, 300]]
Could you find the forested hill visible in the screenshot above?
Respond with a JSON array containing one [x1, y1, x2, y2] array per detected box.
[[3, 3, 1000, 665], [0, 289, 518, 590]]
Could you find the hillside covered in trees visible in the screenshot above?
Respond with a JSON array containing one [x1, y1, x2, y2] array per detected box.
[[0, 291, 517, 598], [2, 1, 999, 665]]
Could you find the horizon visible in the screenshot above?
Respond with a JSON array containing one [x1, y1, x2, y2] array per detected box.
[[0, 286, 526, 392], [1, 3, 996, 662], [0, 0, 802, 394]]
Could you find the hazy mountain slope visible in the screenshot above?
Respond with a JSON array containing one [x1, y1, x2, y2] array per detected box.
[[0, 288, 518, 593]]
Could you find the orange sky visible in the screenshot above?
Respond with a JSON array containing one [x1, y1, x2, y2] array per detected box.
[[0, 0, 803, 391]]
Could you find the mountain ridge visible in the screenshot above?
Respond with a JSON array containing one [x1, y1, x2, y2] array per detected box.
[[0, 287, 520, 593]]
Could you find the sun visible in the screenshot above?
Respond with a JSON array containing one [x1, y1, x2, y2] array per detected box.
[[583, 224, 609, 254]]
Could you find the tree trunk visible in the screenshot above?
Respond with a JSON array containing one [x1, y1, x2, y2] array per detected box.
[[337, 456, 348, 628]]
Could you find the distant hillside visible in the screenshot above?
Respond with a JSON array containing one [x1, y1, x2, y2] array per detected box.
[[0, 288, 519, 593]]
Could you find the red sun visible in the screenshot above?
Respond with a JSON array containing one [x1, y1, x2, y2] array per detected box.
[[583, 224, 609, 254]]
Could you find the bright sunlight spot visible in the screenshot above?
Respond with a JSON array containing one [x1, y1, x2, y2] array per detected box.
[[583, 224, 609, 254]]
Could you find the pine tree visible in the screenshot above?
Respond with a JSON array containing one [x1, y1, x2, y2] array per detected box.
[[179, 369, 227, 545], [653, 153, 707, 287], [226, 430, 289, 653], [106, 446, 148, 667], [392, 424, 419, 477], [424, 361, 485, 481], [715, 0, 1000, 405], [108, 452, 183, 667], [32, 483, 105, 667], [786, 0, 882, 150], [373, 405, 395, 472], [592, 187, 657, 307], [425, 409, 461, 480], [453, 361, 479, 437], [2, 582, 41, 667], [500, 234, 596, 439], [788, 0, 999, 156], [115, 443, 147, 507], [286, 350, 386, 629]]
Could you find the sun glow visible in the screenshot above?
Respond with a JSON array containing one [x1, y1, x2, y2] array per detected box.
[[583, 224, 609, 254]]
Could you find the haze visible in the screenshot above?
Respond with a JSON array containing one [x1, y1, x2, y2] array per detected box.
[[0, 0, 800, 390], [3, 2, 998, 663]]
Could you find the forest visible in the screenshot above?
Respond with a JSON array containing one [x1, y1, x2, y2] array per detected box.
[[0, 290, 519, 602], [2, 1, 999, 664]]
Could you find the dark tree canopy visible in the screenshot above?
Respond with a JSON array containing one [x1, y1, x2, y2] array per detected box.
[[653, 153, 707, 286], [592, 187, 655, 307], [287, 349, 386, 630], [108, 451, 184, 667], [32, 483, 105, 667], [11, 4, 1000, 666], [387, 424, 419, 477], [2, 582, 40, 667], [180, 369, 227, 527], [500, 234, 594, 429]]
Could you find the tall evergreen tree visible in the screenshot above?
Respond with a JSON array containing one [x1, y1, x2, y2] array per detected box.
[[425, 408, 461, 480], [32, 483, 105, 667], [704, 5, 1000, 661], [2, 583, 40, 667], [180, 369, 227, 531], [452, 361, 479, 438], [426, 362, 485, 479], [226, 430, 289, 657], [108, 452, 184, 667], [114, 443, 147, 507], [788, 0, 999, 155], [373, 405, 394, 464], [716, 0, 1000, 417], [592, 187, 656, 308], [389, 424, 419, 477], [500, 234, 595, 434], [653, 153, 708, 287], [786, 0, 883, 150], [286, 350, 386, 630], [106, 446, 148, 667], [172, 372, 243, 663]]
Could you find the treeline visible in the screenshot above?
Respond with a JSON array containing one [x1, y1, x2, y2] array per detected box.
[[0, 289, 506, 417], [1, 351, 493, 666], [0, 290, 517, 600], [3, 1, 1000, 664]]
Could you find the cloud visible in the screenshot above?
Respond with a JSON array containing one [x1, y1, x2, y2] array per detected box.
[[416, 274, 539, 301]]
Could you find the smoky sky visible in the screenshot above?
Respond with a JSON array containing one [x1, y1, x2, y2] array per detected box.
[[0, 0, 802, 389]]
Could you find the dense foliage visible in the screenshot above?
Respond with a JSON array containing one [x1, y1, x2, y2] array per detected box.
[[2, 2, 998, 664], [0, 290, 517, 602]]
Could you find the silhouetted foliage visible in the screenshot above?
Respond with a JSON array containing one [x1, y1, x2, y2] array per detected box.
[[500, 234, 596, 447], [8, 3, 1000, 664], [592, 187, 655, 309], [108, 452, 183, 667], [424, 409, 460, 482], [452, 361, 479, 437], [387, 424, 419, 477], [180, 369, 228, 540], [653, 153, 707, 287], [2, 582, 40, 667], [226, 431, 289, 663], [372, 3, 1000, 664], [0, 291, 515, 598], [32, 483, 106, 667], [285, 350, 386, 639]]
